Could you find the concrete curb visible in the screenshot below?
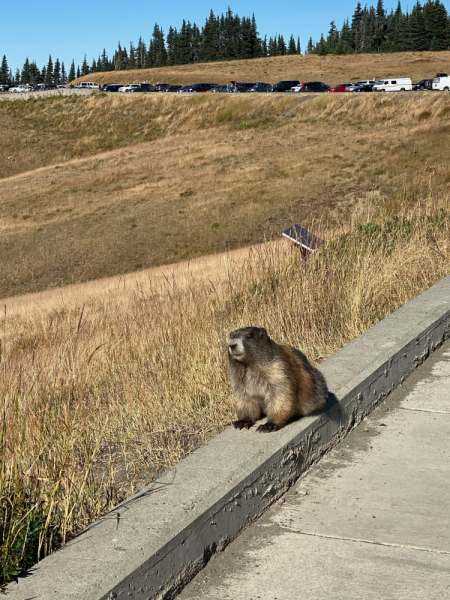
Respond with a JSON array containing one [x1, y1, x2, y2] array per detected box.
[[7, 276, 450, 600]]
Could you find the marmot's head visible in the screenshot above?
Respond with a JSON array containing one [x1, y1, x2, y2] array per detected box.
[[228, 327, 270, 364]]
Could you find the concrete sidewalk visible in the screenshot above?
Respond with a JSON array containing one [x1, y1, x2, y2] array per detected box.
[[178, 339, 450, 600]]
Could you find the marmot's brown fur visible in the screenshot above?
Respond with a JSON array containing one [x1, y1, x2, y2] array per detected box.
[[228, 327, 328, 433]]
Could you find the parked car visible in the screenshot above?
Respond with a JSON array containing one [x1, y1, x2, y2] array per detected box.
[[247, 82, 273, 92], [154, 83, 170, 91], [353, 83, 375, 93], [228, 81, 256, 93], [118, 84, 147, 92], [345, 83, 362, 92], [0, 84, 11, 91], [102, 83, 123, 92], [208, 85, 228, 93], [11, 84, 33, 93], [57, 85, 66, 89], [272, 80, 300, 92], [178, 83, 218, 92], [292, 81, 330, 93], [372, 78, 412, 92], [412, 79, 432, 91], [76, 81, 100, 89], [164, 85, 183, 92], [33, 84, 56, 91], [128, 83, 156, 92], [329, 83, 352, 93]]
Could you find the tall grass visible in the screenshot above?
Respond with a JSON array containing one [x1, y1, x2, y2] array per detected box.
[[1, 188, 449, 586]]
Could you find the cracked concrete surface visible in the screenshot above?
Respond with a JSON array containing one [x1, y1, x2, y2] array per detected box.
[[178, 341, 450, 600]]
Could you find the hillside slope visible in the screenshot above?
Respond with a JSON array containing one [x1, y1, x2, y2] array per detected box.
[[2, 81, 450, 298], [73, 51, 450, 87]]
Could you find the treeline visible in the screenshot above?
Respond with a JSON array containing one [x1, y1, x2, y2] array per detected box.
[[309, 0, 450, 55], [0, 8, 300, 85], [2, 2, 450, 86]]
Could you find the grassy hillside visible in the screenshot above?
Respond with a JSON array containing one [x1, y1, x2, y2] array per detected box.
[[1, 187, 449, 585], [73, 51, 450, 87], [2, 89, 450, 298]]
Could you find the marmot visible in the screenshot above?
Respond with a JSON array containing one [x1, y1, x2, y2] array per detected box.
[[228, 327, 328, 433]]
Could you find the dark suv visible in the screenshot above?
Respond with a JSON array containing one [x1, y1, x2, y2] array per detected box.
[[272, 80, 300, 92], [295, 81, 330, 93], [248, 82, 273, 92], [412, 79, 432, 91], [228, 81, 256, 93], [179, 83, 218, 93], [129, 83, 155, 92], [102, 83, 124, 92]]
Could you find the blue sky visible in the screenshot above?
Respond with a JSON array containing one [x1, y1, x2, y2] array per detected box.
[[1, 1, 445, 73]]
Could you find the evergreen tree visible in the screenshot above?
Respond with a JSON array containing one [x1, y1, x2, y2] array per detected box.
[[327, 21, 339, 52], [315, 33, 328, 55], [114, 43, 123, 70], [306, 37, 314, 54], [250, 15, 261, 58], [423, 0, 448, 50], [101, 48, 109, 71], [297, 36, 301, 54], [150, 24, 167, 67], [261, 35, 268, 56], [81, 54, 89, 76], [288, 34, 297, 54], [0, 55, 9, 84], [21, 57, 31, 83], [374, 0, 387, 49], [128, 42, 136, 69], [340, 18, 353, 51], [29, 61, 41, 84], [136, 38, 147, 69], [268, 36, 276, 56], [76, 65, 81, 78], [201, 10, 220, 62], [277, 34, 287, 55], [45, 55, 53, 84], [409, 2, 428, 51], [68, 60, 76, 82], [61, 61, 67, 84], [166, 26, 178, 65], [53, 58, 61, 84], [192, 23, 201, 62], [176, 20, 192, 64], [351, 2, 364, 51]]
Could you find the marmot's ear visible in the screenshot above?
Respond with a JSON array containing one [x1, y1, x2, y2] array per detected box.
[[259, 328, 268, 338]]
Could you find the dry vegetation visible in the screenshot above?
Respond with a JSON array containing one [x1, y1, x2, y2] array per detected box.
[[2, 86, 450, 297], [1, 53, 450, 584], [1, 186, 449, 584]]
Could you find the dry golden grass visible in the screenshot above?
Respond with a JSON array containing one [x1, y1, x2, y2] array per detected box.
[[2, 90, 450, 298], [1, 181, 449, 583], [74, 51, 450, 87]]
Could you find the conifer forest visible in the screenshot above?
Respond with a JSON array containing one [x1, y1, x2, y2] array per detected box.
[[1, 1, 450, 86]]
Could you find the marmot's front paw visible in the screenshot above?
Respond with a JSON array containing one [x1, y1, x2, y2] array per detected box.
[[233, 419, 254, 430], [256, 422, 281, 433]]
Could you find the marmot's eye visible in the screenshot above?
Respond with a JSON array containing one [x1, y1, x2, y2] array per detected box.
[[247, 333, 252, 338]]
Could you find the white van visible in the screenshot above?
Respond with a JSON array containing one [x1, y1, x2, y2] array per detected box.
[[76, 82, 100, 89], [432, 75, 450, 91], [372, 78, 412, 92]]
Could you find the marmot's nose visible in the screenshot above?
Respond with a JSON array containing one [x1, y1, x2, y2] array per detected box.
[[228, 341, 238, 350]]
